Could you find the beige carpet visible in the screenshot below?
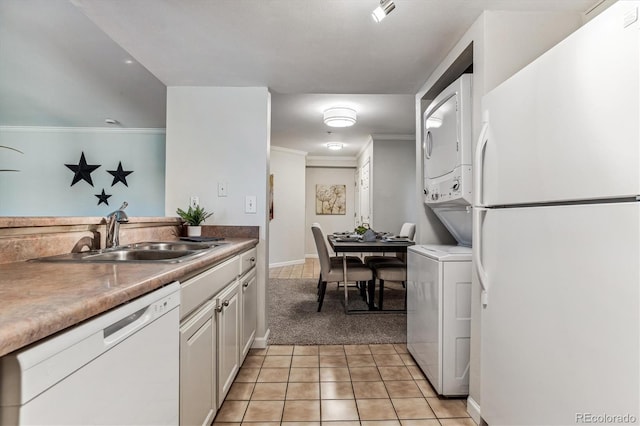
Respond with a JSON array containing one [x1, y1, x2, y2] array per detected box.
[[267, 277, 406, 345]]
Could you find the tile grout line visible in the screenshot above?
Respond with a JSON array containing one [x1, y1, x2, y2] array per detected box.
[[229, 345, 472, 424]]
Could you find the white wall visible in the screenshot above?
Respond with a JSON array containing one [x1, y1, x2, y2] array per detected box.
[[414, 11, 584, 423], [371, 138, 416, 234], [305, 167, 356, 257], [165, 86, 271, 346], [269, 147, 306, 267], [0, 126, 165, 216]]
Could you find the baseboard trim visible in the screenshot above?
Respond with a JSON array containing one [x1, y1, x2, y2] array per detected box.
[[269, 259, 305, 268], [252, 328, 270, 348], [467, 396, 481, 425]]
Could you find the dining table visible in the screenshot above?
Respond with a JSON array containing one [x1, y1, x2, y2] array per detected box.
[[327, 233, 415, 314]]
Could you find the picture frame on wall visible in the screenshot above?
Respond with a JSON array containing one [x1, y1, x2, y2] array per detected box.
[[269, 174, 274, 220], [315, 184, 346, 215]]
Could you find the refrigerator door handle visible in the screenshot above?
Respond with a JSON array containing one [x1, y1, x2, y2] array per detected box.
[[473, 206, 489, 307], [474, 121, 489, 207]]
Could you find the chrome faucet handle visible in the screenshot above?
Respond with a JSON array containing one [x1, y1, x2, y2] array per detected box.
[[105, 201, 129, 248]]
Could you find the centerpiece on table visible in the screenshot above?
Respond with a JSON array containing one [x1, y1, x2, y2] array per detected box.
[[176, 205, 213, 237]]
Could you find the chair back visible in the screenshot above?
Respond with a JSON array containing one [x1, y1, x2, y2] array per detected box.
[[399, 223, 416, 240], [311, 225, 332, 276]]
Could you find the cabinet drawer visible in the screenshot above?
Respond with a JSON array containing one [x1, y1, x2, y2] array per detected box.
[[239, 248, 257, 276], [181, 256, 240, 319]]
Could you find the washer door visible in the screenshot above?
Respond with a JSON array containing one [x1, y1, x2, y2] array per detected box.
[[423, 92, 460, 180]]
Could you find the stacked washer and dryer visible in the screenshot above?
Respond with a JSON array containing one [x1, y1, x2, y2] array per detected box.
[[407, 74, 473, 397]]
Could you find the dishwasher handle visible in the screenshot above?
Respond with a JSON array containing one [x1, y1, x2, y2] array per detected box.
[[103, 305, 152, 345], [103, 283, 180, 346]]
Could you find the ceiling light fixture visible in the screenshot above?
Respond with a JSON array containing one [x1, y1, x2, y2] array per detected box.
[[372, 0, 395, 22], [104, 118, 119, 125], [326, 142, 344, 151], [323, 107, 357, 128]]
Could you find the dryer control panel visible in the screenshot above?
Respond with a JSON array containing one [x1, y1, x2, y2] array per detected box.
[[424, 166, 472, 206]]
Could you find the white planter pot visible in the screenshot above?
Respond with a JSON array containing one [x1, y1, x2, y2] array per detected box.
[[187, 226, 202, 237]]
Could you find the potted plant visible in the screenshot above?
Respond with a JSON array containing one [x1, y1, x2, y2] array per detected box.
[[176, 205, 213, 237]]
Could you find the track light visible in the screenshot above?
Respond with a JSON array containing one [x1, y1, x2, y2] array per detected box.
[[372, 0, 395, 22]]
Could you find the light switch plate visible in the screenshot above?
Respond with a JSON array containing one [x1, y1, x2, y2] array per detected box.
[[245, 195, 257, 213], [190, 196, 199, 208]]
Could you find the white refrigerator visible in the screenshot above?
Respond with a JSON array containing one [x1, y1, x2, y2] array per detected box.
[[475, 2, 639, 425]]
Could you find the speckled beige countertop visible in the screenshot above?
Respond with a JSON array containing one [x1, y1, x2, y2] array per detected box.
[[0, 238, 257, 357]]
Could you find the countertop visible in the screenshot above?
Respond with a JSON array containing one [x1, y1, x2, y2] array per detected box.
[[0, 238, 258, 357]]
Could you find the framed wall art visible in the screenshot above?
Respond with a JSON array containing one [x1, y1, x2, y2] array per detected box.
[[315, 184, 346, 215]]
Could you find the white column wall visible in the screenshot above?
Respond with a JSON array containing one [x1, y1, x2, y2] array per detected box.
[[269, 147, 306, 267], [165, 86, 271, 346], [371, 138, 416, 234]]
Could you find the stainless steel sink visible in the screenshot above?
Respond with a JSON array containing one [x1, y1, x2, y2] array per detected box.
[[128, 241, 214, 251], [32, 241, 224, 263], [82, 249, 196, 262]]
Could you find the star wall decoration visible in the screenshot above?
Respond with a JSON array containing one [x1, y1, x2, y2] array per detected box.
[[95, 189, 112, 206], [107, 161, 133, 187], [65, 152, 100, 187]]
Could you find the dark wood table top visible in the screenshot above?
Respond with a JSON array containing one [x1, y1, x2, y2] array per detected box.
[[327, 234, 414, 253]]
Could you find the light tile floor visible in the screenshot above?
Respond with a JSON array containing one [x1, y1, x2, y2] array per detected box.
[[270, 258, 320, 280], [213, 344, 476, 425]]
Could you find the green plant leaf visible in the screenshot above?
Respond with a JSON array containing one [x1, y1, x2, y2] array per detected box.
[[176, 205, 213, 225]]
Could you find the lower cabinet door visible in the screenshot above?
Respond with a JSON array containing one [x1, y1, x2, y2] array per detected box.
[[216, 280, 241, 408], [241, 269, 257, 360], [180, 300, 217, 426]]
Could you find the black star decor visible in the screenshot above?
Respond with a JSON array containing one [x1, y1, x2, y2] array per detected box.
[[95, 189, 112, 206], [65, 152, 100, 187], [107, 161, 133, 187]]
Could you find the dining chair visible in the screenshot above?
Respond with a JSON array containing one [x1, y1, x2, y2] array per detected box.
[[311, 223, 363, 292], [364, 222, 415, 268], [311, 223, 362, 263], [372, 262, 407, 311], [311, 225, 374, 312]]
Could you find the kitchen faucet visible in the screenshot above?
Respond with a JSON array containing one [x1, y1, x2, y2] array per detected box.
[[105, 202, 129, 248]]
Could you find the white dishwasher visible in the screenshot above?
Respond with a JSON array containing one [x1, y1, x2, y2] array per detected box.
[[0, 282, 180, 426]]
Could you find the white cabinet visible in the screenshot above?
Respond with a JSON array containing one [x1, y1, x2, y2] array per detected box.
[[179, 300, 217, 426], [239, 248, 257, 275], [215, 280, 241, 408], [179, 246, 257, 425], [239, 247, 258, 361], [240, 268, 257, 360]]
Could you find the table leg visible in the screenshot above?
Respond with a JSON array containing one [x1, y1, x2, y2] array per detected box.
[[343, 253, 349, 313]]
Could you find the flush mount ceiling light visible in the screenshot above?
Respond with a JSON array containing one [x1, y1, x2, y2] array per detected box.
[[104, 118, 119, 125], [326, 142, 344, 151], [372, 0, 395, 22], [323, 107, 357, 128]]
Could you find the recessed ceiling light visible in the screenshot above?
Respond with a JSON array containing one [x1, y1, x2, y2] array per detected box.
[[124, 59, 134, 64], [326, 142, 344, 151], [323, 107, 357, 128]]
